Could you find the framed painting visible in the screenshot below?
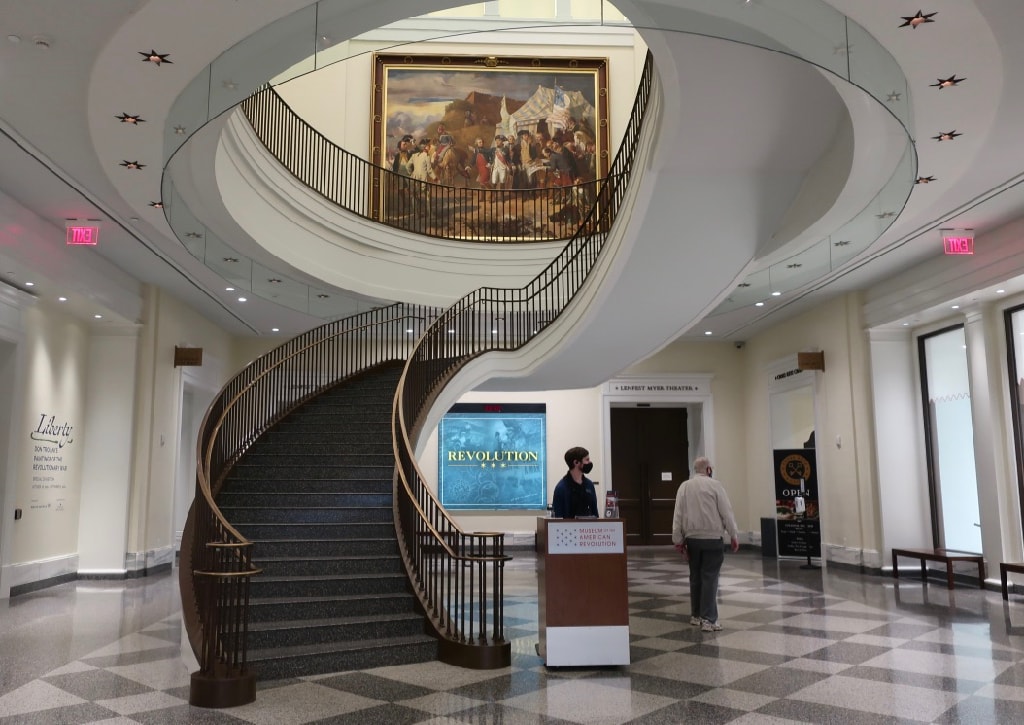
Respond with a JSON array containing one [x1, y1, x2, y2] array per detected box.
[[370, 53, 610, 240]]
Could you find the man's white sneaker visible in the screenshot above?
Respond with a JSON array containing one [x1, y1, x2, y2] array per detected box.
[[689, 616, 702, 626], [700, 620, 722, 632]]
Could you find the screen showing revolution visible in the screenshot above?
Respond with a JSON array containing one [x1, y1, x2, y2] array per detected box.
[[438, 403, 546, 510]]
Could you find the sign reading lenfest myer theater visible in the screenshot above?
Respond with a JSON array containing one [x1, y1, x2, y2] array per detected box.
[[438, 403, 546, 510]]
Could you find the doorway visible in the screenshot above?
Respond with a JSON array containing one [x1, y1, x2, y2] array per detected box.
[[610, 406, 688, 546]]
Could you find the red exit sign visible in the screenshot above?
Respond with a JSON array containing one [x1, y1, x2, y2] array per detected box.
[[942, 232, 974, 256], [66, 225, 99, 246]]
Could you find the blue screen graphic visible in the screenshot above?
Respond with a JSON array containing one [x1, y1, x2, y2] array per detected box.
[[438, 403, 546, 510]]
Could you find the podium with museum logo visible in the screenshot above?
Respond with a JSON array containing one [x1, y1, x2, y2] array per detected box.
[[535, 517, 630, 666]]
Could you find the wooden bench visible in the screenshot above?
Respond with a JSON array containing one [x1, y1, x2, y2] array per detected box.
[[891, 548, 985, 590], [1001, 562, 1024, 599]]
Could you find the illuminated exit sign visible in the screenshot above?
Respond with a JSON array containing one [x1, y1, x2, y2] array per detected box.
[[65, 223, 100, 246], [942, 230, 974, 256]]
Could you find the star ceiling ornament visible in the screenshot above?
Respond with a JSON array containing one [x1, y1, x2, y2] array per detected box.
[[140, 49, 172, 66], [184, 231, 203, 239], [268, 278, 282, 283], [886, 91, 902, 102], [737, 282, 751, 288], [833, 240, 851, 247], [915, 175, 937, 184], [876, 211, 896, 219], [932, 130, 962, 141], [173, 125, 186, 135], [148, 200, 163, 208], [317, 293, 330, 299], [116, 112, 145, 124], [787, 263, 802, 269], [931, 75, 965, 89], [222, 257, 239, 263], [900, 10, 937, 29], [120, 160, 145, 170]]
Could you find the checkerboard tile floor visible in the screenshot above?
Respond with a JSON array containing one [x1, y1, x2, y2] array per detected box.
[[5, 549, 1024, 723]]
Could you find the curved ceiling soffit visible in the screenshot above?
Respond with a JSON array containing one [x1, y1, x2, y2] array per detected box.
[[85, 0, 980, 318]]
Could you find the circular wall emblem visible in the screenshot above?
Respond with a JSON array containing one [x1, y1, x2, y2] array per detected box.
[[778, 454, 812, 486]]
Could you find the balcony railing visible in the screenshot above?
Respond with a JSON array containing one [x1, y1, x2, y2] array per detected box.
[[240, 86, 603, 243]]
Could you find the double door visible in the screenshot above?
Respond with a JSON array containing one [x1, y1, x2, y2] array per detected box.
[[610, 407, 689, 546]]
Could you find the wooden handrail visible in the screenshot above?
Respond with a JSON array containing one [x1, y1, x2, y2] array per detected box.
[[239, 85, 606, 244]]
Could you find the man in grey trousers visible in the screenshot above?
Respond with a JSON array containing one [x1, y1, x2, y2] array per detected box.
[[671, 456, 739, 632]]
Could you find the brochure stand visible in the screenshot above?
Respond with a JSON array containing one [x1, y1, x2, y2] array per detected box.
[[535, 517, 630, 666]]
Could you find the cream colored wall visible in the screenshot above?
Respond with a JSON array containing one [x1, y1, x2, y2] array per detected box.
[[231, 335, 286, 376], [278, 32, 646, 165], [744, 293, 879, 556], [619, 341, 750, 528], [10, 303, 89, 564], [126, 287, 239, 558]]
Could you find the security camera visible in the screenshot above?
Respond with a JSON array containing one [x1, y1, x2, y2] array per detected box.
[[734, 341, 746, 349]]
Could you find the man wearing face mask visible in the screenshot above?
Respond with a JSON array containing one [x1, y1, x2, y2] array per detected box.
[[551, 446, 599, 518]]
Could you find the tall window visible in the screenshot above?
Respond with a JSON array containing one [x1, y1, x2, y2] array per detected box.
[[1004, 305, 1024, 534], [919, 325, 981, 552]]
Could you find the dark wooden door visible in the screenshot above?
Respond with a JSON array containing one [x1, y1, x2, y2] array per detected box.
[[610, 407, 689, 546]]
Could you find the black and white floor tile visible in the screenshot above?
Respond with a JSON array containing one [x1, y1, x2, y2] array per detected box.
[[4, 548, 1024, 723]]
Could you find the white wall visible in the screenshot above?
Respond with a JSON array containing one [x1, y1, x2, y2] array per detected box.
[[77, 328, 141, 574]]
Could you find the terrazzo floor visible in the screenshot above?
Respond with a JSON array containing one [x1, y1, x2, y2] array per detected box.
[[4, 548, 1024, 723]]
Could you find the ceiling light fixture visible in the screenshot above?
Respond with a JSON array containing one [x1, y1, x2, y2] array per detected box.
[[184, 231, 202, 239], [915, 176, 936, 184], [267, 278, 282, 284], [148, 201, 163, 209], [58, 296, 67, 302], [704, 330, 713, 336], [238, 297, 247, 302], [737, 282, 751, 288], [755, 301, 765, 307], [951, 304, 960, 309], [272, 327, 280, 332], [787, 263, 802, 269], [771, 291, 781, 296], [222, 80, 238, 91], [94, 314, 102, 319], [6, 34, 21, 43], [225, 287, 235, 292], [997, 289, 1006, 294], [900, 11, 937, 29], [173, 125, 186, 136], [317, 294, 329, 299], [931, 75, 965, 89], [834, 240, 851, 247], [222, 257, 238, 263], [25, 281, 34, 287], [932, 130, 962, 142], [119, 160, 145, 170], [886, 91, 902, 103], [139, 49, 172, 66], [116, 113, 145, 124]]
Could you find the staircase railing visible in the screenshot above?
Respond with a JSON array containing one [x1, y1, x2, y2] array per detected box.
[[392, 51, 655, 668], [180, 303, 438, 708], [240, 85, 603, 243]]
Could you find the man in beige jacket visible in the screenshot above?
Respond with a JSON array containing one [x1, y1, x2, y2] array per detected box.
[[671, 457, 739, 632]]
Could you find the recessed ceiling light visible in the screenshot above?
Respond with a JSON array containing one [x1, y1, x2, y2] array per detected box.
[[225, 287, 235, 292], [931, 75, 965, 89], [902, 322, 910, 326], [25, 281, 34, 287], [238, 297, 247, 302], [900, 11, 937, 29], [951, 305, 960, 309], [139, 49, 172, 66], [271, 327, 280, 332], [755, 301, 765, 307], [771, 291, 781, 296], [57, 296, 67, 302], [94, 314, 102, 319], [997, 289, 1006, 294], [704, 331, 712, 336]]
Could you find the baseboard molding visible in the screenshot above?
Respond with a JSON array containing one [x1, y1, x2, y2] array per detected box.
[[2, 547, 176, 598]]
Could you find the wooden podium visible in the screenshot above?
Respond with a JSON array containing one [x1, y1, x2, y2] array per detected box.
[[536, 517, 630, 666]]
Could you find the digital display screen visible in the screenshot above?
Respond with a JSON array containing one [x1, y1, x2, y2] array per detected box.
[[438, 403, 546, 510]]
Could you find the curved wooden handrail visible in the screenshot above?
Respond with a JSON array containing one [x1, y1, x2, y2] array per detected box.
[[179, 303, 439, 707], [239, 85, 605, 244], [391, 52, 656, 668]]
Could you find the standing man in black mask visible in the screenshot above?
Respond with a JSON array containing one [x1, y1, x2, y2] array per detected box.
[[552, 446, 599, 518]]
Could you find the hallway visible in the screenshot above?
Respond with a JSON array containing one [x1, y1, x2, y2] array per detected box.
[[3, 549, 1024, 723]]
